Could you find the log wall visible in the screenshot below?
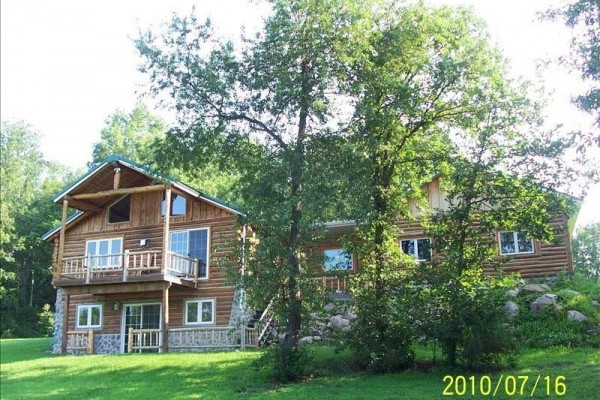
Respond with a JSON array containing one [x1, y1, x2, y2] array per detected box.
[[60, 190, 240, 335]]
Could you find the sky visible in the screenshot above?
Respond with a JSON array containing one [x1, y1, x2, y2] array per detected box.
[[1, 0, 599, 229]]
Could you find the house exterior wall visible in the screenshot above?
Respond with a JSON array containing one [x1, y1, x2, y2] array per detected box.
[[52, 188, 242, 353], [309, 177, 574, 278]]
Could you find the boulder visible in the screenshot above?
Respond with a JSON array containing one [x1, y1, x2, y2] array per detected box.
[[324, 303, 336, 312], [309, 312, 322, 321], [567, 310, 587, 322], [591, 300, 600, 309], [504, 301, 519, 317], [531, 294, 558, 312], [298, 336, 322, 345], [520, 284, 551, 295], [309, 322, 327, 336], [329, 315, 350, 329], [345, 309, 357, 321], [506, 289, 519, 298]]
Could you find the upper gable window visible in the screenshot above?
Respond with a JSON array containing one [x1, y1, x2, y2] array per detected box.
[[161, 192, 186, 217], [108, 195, 131, 223]]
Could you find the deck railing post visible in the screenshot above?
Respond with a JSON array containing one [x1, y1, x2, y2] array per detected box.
[[123, 250, 130, 282], [86, 262, 91, 284], [87, 329, 94, 354], [240, 324, 246, 350], [128, 327, 134, 353], [162, 186, 171, 275]]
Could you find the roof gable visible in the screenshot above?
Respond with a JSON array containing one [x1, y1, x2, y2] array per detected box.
[[42, 155, 243, 241]]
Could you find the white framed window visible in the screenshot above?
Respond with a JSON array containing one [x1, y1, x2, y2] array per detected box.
[[323, 249, 353, 271], [185, 299, 215, 325], [400, 238, 432, 262], [169, 228, 209, 279], [85, 237, 122, 268], [498, 231, 534, 255], [76, 304, 102, 329]]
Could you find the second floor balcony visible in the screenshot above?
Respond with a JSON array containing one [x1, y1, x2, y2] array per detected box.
[[54, 250, 206, 288]]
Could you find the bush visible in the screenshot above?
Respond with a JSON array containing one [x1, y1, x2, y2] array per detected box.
[[253, 342, 314, 382], [38, 304, 54, 337], [413, 279, 518, 370]]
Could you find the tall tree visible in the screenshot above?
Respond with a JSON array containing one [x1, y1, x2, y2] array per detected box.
[[92, 104, 241, 203], [0, 121, 71, 337], [90, 104, 166, 166], [344, 3, 516, 370], [544, 0, 600, 145], [136, 0, 370, 380]]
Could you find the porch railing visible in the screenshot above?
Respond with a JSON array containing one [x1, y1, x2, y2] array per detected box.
[[127, 328, 162, 353], [312, 274, 349, 293], [66, 330, 94, 354]]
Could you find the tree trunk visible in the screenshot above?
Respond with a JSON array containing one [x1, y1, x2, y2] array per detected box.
[[280, 58, 309, 378]]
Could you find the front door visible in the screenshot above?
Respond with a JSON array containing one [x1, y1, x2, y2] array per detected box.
[[122, 303, 162, 353]]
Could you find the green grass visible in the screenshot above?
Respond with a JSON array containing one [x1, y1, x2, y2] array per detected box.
[[1, 338, 599, 399]]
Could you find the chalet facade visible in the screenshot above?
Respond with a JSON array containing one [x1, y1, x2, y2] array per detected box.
[[44, 156, 262, 354], [44, 156, 577, 354]]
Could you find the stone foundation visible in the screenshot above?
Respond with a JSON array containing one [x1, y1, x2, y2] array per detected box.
[[168, 327, 238, 351], [95, 334, 121, 354]]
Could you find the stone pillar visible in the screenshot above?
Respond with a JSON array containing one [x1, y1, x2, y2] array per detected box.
[[52, 288, 64, 353]]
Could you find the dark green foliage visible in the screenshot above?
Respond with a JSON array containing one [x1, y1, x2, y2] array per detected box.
[[347, 225, 416, 372], [38, 304, 55, 337], [0, 121, 72, 337], [513, 273, 600, 348]]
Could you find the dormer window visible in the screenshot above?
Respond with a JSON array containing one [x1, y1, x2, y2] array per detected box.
[[108, 195, 131, 223], [161, 192, 186, 217]]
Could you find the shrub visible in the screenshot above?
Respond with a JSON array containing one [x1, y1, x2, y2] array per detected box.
[[413, 275, 518, 370], [38, 304, 54, 337]]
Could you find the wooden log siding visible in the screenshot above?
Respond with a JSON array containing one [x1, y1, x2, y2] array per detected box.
[[64, 287, 235, 334], [58, 189, 240, 335], [307, 214, 572, 279]]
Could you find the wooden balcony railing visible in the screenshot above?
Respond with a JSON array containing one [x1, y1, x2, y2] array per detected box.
[[57, 250, 205, 284]]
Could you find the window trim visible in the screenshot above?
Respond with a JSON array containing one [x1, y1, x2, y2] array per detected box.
[[400, 237, 432, 262], [498, 230, 535, 255], [323, 248, 353, 271], [84, 237, 123, 268], [76, 303, 103, 329], [107, 195, 131, 224], [184, 298, 216, 325], [169, 227, 210, 280]]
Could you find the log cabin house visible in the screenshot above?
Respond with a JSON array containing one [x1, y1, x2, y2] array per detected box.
[[44, 156, 578, 354]]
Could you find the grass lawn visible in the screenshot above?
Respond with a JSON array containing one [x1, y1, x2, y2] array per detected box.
[[1, 338, 599, 399]]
